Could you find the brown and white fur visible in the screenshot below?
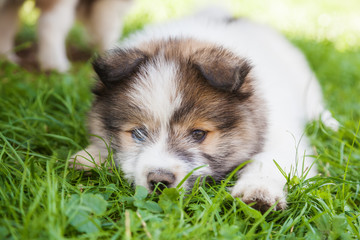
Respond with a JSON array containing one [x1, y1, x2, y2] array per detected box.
[[0, 0, 133, 72], [71, 9, 339, 211]]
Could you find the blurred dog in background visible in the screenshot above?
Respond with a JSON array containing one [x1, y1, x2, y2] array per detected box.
[[0, 0, 133, 72]]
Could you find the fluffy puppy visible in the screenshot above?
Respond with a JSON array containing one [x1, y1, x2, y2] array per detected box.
[[71, 9, 339, 211], [0, 0, 133, 72]]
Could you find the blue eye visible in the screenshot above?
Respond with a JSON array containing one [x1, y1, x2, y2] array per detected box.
[[191, 129, 207, 143], [131, 128, 148, 142]]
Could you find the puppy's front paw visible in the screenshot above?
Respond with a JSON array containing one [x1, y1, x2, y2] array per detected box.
[[231, 177, 287, 212], [321, 110, 340, 131], [69, 148, 106, 171], [40, 59, 70, 73], [38, 52, 70, 73]]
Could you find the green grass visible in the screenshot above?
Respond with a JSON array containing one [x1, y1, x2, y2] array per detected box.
[[1, 0, 360, 239]]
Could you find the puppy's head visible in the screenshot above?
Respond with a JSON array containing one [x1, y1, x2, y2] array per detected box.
[[90, 39, 267, 191]]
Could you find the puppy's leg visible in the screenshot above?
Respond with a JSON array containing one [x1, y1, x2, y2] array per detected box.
[[80, 0, 133, 51], [37, 0, 78, 72], [70, 138, 109, 171], [232, 128, 316, 212], [0, 0, 23, 62]]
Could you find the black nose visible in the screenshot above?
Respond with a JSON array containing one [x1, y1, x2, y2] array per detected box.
[[147, 170, 176, 191]]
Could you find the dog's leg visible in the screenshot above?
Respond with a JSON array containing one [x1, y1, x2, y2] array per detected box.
[[231, 126, 316, 212], [37, 0, 78, 72], [69, 114, 110, 170], [70, 139, 109, 171], [81, 0, 133, 52], [232, 164, 288, 212], [0, 1, 23, 62]]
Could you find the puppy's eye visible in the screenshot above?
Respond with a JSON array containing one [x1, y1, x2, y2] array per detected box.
[[131, 128, 148, 142], [191, 129, 207, 143]]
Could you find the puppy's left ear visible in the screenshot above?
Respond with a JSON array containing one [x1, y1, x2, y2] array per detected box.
[[193, 47, 252, 93], [92, 48, 148, 88]]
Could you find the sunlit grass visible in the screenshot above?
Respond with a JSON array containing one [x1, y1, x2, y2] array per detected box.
[[125, 0, 360, 51], [226, 0, 360, 51]]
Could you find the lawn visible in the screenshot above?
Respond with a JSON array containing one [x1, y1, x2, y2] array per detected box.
[[0, 0, 359, 239]]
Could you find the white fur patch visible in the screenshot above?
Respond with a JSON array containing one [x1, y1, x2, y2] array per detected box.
[[126, 57, 183, 128], [134, 130, 185, 187]]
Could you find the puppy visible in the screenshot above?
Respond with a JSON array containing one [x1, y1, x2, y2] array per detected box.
[[71, 9, 339, 211], [0, 0, 133, 72]]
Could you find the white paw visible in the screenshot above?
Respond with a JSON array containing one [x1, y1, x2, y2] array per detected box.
[[69, 149, 104, 171], [231, 177, 287, 212], [39, 57, 70, 72], [321, 110, 340, 131]]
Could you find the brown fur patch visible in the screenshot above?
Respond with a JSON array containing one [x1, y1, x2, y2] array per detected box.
[[36, 0, 60, 11], [200, 131, 222, 156], [137, 38, 254, 96], [118, 131, 136, 150]]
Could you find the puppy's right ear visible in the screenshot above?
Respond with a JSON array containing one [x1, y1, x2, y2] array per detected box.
[[92, 48, 148, 88]]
